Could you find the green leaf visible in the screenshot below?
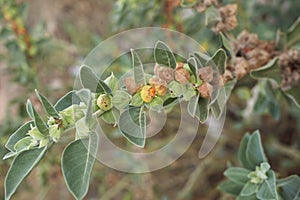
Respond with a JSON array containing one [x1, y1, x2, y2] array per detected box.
[[131, 49, 146, 86], [277, 175, 300, 200], [26, 100, 34, 119], [118, 107, 146, 148], [286, 17, 300, 48], [62, 133, 98, 200], [284, 87, 300, 108], [13, 136, 33, 152], [130, 92, 144, 107], [35, 89, 59, 118], [77, 89, 96, 131], [257, 170, 278, 200], [154, 41, 176, 69], [5, 121, 34, 152], [187, 57, 199, 79], [205, 6, 221, 27], [26, 100, 48, 135], [180, 0, 198, 7], [54, 90, 81, 112], [112, 90, 131, 110], [196, 97, 209, 123], [104, 73, 120, 92], [218, 180, 244, 196], [5, 147, 47, 200], [240, 181, 259, 196], [168, 81, 187, 97], [80, 65, 111, 94], [219, 33, 234, 58], [210, 48, 227, 74], [224, 167, 251, 185], [101, 108, 119, 125], [188, 94, 200, 117], [210, 79, 237, 119], [246, 130, 268, 169], [149, 96, 164, 111], [193, 52, 210, 68], [238, 133, 253, 170], [250, 58, 281, 85]]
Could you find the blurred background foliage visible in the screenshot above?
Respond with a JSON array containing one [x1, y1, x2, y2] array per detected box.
[[0, 0, 299, 199]]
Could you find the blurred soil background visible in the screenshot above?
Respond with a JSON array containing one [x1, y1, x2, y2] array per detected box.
[[0, 0, 299, 199]]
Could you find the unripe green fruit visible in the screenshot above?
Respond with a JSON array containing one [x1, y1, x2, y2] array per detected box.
[[97, 94, 113, 111]]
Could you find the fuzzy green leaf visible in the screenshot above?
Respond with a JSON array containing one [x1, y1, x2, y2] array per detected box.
[[118, 107, 146, 148], [101, 109, 120, 125], [112, 90, 131, 110], [54, 90, 81, 112], [131, 49, 146, 86], [193, 52, 210, 68], [187, 57, 198, 78], [240, 181, 259, 196], [219, 33, 234, 58], [210, 48, 227, 74], [35, 89, 59, 118], [277, 175, 300, 200], [26, 100, 48, 135], [104, 73, 120, 92], [62, 133, 98, 200], [197, 97, 209, 123], [218, 180, 244, 196], [224, 167, 251, 185], [80, 65, 111, 94], [5, 121, 34, 152], [130, 92, 144, 107], [286, 17, 300, 48], [257, 170, 278, 200], [154, 41, 176, 69], [284, 87, 300, 108], [5, 147, 47, 200], [250, 58, 281, 85], [26, 100, 34, 119], [238, 133, 253, 170], [205, 6, 221, 27], [246, 130, 268, 170], [188, 94, 200, 117]]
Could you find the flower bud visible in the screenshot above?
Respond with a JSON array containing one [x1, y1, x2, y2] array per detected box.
[[59, 104, 85, 126], [97, 94, 113, 111], [49, 124, 62, 143], [197, 82, 213, 98], [140, 85, 156, 103], [154, 64, 174, 83], [149, 77, 167, 96], [198, 66, 213, 82], [175, 68, 190, 85], [123, 76, 140, 94]]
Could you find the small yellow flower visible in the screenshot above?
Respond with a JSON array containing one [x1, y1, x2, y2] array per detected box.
[[140, 85, 156, 103], [149, 77, 167, 96]]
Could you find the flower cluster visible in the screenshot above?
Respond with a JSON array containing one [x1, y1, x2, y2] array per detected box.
[[122, 62, 218, 108]]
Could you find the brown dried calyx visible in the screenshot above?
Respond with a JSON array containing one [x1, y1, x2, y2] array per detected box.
[[174, 62, 190, 84], [229, 30, 275, 79], [279, 49, 300, 90], [212, 4, 238, 33], [195, 0, 218, 12]]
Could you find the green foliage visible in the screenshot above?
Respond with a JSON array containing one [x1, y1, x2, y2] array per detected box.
[[154, 41, 177, 69], [219, 130, 300, 200], [62, 133, 98, 200]]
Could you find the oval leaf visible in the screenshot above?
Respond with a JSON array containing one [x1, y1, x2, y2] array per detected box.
[[54, 90, 81, 112], [246, 130, 268, 169], [131, 49, 146, 86], [224, 167, 251, 185], [80, 65, 111, 94], [35, 89, 59, 118], [27, 100, 48, 135], [5, 121, 34, 152], [154, 41, 176, 69], [250, 58, 282, 85], [62, 133, 98, 200], [218, 180, 244, 196], [118, 107, 146, 148], [5, 147, 47, 200], [257, 170, 278, 200]]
